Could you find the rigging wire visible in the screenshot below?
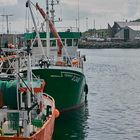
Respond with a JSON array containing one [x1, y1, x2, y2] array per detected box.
[[30, 1, 41, 30], [25, 1, 41, 32]]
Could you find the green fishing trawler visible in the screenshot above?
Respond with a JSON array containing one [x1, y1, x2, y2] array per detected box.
[[23, 31, 88, 112], [22, 1, 88, 112]]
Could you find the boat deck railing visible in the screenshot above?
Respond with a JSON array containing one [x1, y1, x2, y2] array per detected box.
[[31, 54, 84, 70]]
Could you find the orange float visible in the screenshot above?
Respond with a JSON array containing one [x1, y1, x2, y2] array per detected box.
[[54, 109, 60, 118], [72, 58, 78, 67]]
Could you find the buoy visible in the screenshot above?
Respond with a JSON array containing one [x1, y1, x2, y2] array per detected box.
[[72, 58, 78, 67], [54, 108, 60, 118]]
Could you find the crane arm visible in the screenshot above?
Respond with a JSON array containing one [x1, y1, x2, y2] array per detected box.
[[36, 3, 63, 57]]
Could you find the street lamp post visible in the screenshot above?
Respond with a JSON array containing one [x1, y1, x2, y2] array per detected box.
[[86, 17, 88, 31], [0, 14, 13, 34]]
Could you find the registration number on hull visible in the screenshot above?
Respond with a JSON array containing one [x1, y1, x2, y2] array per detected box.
[[51, 72, 81, 83]]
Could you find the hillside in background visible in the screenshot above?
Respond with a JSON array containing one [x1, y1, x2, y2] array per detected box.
[[131, 19, 140, 22], [82, 28, 108, 38]]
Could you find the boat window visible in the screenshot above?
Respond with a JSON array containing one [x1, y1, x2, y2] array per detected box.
[[33, 40, 38, 47], [61, 39, 65, 46], [26, 40, 31, 47], [50, 40, 56, 47], [42, 40, 46, 47], [66, 39, 72, 46], [73, 39, 78, 46]]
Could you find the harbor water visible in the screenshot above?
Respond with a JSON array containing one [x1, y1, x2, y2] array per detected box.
[[53, 49, 140, 140]]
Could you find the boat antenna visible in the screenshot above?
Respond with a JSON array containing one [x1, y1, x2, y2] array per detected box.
[[77, 0, 80, 32], [46, 0, 50, 58], [49, 0, 60, 24], [46, 0, 49, 14]]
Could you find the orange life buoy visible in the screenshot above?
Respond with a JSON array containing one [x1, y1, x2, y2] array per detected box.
[[72, 59, 78, 67], [54, 109, 60, 118]]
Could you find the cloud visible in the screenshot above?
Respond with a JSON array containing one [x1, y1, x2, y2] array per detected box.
[[59, 0, 140, 31], [1, 0, 140, 32], [127, 0, 139, 17], [0, 0, 18, 6]]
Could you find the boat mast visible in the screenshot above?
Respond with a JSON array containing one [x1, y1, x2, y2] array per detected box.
[[24, 23, 34, 137], [77, 0, 80, 32], [46, 0, 50, 58], [16, 54, 20, 110], [36, 1, 63, 57], [50, 0, 59, 24], [27, 47, 31, 109]]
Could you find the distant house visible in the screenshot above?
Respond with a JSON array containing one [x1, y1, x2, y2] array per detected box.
[[108, 21, 140, 41]]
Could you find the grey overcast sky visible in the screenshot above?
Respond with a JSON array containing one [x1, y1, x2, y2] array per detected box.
[[0, 0, 140, 33]]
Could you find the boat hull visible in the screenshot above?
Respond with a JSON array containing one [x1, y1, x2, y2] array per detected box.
[[32, 67, 87, 112], [0, 113, 55, 140], [0, 93, 56, 140]]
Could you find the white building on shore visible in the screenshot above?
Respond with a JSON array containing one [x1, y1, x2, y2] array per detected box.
[[108, 21, 140, 41]]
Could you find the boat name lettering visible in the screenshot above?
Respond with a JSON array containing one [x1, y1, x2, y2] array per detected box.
[[63, 73, 73, 78], [51, 73, 63, 77], [71, 76, 80, 83]]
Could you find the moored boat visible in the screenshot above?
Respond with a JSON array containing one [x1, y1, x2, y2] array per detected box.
[[22, 0, 88, 112], [0, 44, 59, 139]]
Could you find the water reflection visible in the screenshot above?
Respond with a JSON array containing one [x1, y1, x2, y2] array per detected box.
[[53, 104, 89, 140]]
